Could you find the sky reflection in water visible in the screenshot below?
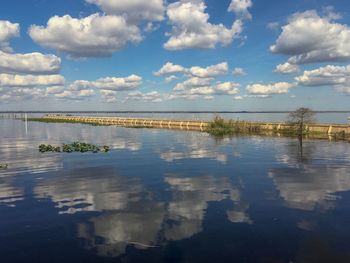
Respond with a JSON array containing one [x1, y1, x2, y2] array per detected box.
[[1, 119, 350, 262]]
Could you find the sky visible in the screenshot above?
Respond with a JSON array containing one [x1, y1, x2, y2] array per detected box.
[[0, 0, 350, 111]]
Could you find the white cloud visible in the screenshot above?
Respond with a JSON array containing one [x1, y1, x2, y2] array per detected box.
[[185, 77, 213, 86], [214, 82, 240, 95], [164, 0, 243, 50], [274, 62, 299, 74], [68, 74, 142, 91], [165, 75, 178, 83], [228, 0, 253, 20], [233, 95, 243, 100], [46, 86, 65, 94], [270, 10, 350, 64], [0, 51, 61, 75], [154, 62, 188, 76], [29, 14, 142, 58], [170, 81, 240, 100], [267, 21, 279, 30], [189, 86, 214, 95], [91, 75, 142, 91], [100, 90, 118, 103], [55, 89, 95, 100], [232, 67, 247, 76], [296, 65, 350, 94], [246, 82, 295, 95], [155, 61, 228, 79], [125, 91, 163, 102], [86, 0, 165, 22], [0, 74, 64, 87], [0, 20, 19, 52], [190, 62, 228, 78], [296, 65, 350, 86]]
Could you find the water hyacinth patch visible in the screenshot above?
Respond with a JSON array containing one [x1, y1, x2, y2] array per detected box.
[[0, 164, 8, 169], [39, 142, 110, 153]]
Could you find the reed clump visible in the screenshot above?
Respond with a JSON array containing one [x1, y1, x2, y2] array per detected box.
[[206, 116, 261, 136], [39, 142, 110, 153]]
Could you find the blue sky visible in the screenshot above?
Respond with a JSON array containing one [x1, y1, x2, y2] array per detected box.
[[0, 0, 350, 111]]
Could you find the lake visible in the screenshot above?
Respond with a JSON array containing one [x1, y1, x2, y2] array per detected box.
[[1, 119, 350, 263]]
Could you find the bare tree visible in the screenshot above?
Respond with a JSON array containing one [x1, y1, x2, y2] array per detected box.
[[288, 107, 315, 136], [288, 107, 315, 159]]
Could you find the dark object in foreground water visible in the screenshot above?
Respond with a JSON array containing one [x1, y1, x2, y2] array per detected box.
[[39, 144, 61, 153], [0, 163, 8, 169], [39, 142, 109, 153]]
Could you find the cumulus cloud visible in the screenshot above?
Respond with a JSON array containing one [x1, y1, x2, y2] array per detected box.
[[1, 87, 48, 101], [214, 82, 240, 95], [29, 14, 142, 58], [296, 65, 350, 86], [86, 0, 165, 22], [0, 20, 19, 52], [190, 62, 228, 78], [52, 74, 142, 102], [296, 64, 350, 94], [100, 90, 118, 103], [270, 10, 350, 64], [55, 89, 95, 100], [164, 0, 243, 50], [88, 75, 142, 91], [174, 77, 213, 91], [125, 91, 163, 102], [165, 75, 178, 83], [155, 61, 228, 79], [170, 81, 240, 100], [228, 0, 253, 20], [232, 67, 247, 76], [46, 86, 65, 94], [274, 62, 299, 74], [0, 51, 61, 75], [246, 82, 295, 95], [154, 62, 188, 76], [0, 74, 64, 87]]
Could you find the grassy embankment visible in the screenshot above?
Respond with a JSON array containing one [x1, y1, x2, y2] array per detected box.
[[205, 116, 349, 140]]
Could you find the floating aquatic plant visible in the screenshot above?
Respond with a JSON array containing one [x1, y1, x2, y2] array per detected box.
[[0, 164, 8, 169], [39, 142, 109, 153], [39, 144, 61, 153]]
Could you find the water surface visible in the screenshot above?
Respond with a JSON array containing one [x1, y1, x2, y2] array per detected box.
[[1, 119, 350, 262]]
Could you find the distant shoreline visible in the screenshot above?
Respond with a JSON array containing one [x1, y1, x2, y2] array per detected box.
[[1, 110, 350, 114]]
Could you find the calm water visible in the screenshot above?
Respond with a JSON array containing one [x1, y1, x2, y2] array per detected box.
[[1, 119, 350, 263]]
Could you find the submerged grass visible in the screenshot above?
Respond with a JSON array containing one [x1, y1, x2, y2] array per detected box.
[[39, 142, 110, 153]]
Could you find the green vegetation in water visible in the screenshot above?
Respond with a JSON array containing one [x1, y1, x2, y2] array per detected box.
[[39, 142, 110, 153], [0, 164, 8, 169], [205, 116, 261, 137], [27, 118, 110, 126], [39, 144, 61, 153]]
